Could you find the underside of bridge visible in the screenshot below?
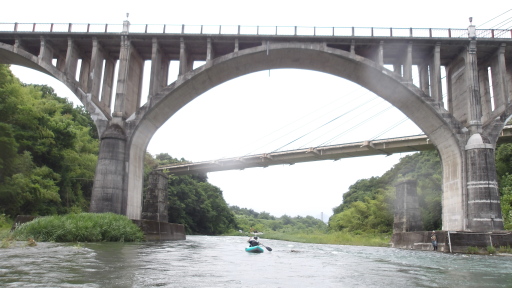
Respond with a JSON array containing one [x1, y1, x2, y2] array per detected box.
[[1, 21, 511, 233]]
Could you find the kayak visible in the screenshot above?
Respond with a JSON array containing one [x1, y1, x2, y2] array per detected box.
[[245, 246, 264, 253]]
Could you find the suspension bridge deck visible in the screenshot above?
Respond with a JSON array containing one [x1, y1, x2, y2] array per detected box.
[[157, 126, 512, 175]]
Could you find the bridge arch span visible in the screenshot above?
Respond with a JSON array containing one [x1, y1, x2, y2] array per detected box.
[[125, 43, 464, 223]]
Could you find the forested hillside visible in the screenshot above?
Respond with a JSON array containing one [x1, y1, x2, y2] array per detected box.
[[143, 153, 237, 235], [0, 64, 236, 235], [0, 64, 98, 216], [329, 148, 512, 233], [229, 206, 327, 234]]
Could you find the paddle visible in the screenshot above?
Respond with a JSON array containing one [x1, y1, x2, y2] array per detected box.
[[260, 244, 272, 251]]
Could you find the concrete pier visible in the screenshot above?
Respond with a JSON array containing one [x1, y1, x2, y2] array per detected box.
[[394, 180, 423, 233]]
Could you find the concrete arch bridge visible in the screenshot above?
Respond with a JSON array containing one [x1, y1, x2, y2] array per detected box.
[[0, 22, 511, 233]]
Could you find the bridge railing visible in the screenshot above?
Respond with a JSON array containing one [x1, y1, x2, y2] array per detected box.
[[1, 22, 511, 39]]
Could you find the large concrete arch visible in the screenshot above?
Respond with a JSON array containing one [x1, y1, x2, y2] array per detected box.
[[125, 42, 464, 227]]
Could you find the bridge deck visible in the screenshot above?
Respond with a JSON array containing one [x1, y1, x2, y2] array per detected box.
[[1, 24, 511, 69]]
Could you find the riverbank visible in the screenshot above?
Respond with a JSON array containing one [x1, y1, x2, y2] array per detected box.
[[229, 230, 391, 247], [2, 213, 144, 243]]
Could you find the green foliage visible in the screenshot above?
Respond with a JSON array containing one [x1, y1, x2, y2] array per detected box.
[[333, 177, 385, 214], [166, 175, 237, 235], [466, 246, 479, 254], [487, 245, 496, 254], [498, 245, 512, 253], [496, 143, 512, 229], [0, 214, 11, 230], [329, 194, 392, 233], [263, 230, 390, 247], [146, 153, 237, 235], [0, 64, 98, 217], [329, 150, 442, 234], [328, 144, 512, 234], [11, 213, 144, 242], [498, 173, 512, 229], [229, 207, 327, 235]]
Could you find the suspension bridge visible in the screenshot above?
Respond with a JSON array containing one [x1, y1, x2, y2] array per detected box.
[[157, 125, 512, 175]]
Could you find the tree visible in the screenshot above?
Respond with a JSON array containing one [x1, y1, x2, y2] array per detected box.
[[495, 143, 512, 229], [145, 153, 237, 235], [0, 64, 99, 216], [329, 150, 443, 233]]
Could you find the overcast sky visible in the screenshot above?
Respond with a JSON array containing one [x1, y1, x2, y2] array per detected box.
[[2, 1, 509, 221]]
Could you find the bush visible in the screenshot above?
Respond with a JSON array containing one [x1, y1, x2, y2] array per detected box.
[[466, 246, 479, 254], [11, 213, 144, 242], [0, 214, 12, 230], [262, 230, 391, 247], [498, 245, 512, 253]]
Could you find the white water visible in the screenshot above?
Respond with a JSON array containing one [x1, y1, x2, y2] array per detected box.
[[1, 235, 511, 287]]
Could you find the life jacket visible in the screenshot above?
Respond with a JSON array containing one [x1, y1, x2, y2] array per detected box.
[[249, 239, 259, 247]]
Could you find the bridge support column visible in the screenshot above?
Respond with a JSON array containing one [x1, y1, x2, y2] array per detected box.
[[114, 36, 144, 118], [479, 67, 493, 123], [100, 58, 116, 112], [149, 38, 169, 98], [89, 124, 127, 214], [89, 38, 105, 101], [490, 44, 511, 109], [394, 179, 423, 232], [430, 43, 443, 105], [64, 39, 80, 81], [142, 171, 169, 222], [465, 133, 504, 231], [179, 38, 193, 76]]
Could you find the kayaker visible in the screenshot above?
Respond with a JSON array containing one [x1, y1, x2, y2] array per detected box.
[[248, 236, 260, 247]]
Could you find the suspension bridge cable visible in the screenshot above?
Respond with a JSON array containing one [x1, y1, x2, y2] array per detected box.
[[485, 17, 512, 29], [270, 95, 381, 152], [478, 9, 512, 27], [242, 63, 439, 156], [242, 86, 378, 155], [493, 19, 512, 37], [293, 71, 429, 150], [318, 105, 396, 147], [370, 116, 411, 140], [275, 73, 427, 152], [296, 98, 389, 149], [488, 17, 512, 29]]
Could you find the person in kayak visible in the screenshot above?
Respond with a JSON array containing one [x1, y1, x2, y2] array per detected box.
[[248, 236, 260, 247]]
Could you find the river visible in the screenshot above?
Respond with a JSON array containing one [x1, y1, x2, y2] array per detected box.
[[1, 235, 511, 287]]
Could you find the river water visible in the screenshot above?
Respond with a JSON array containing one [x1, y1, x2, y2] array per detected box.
[[1, 235, 511, 287]]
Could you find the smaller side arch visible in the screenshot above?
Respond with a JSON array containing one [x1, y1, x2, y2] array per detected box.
[[0, 44, 110, 136]]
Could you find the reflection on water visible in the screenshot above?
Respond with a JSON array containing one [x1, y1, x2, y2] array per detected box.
[[1, 235, 511, 287]]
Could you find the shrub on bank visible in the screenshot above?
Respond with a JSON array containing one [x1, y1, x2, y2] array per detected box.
[[261, 231, 391, 247], [12, 213, 144, 242], [0, 214, 12, 230]]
